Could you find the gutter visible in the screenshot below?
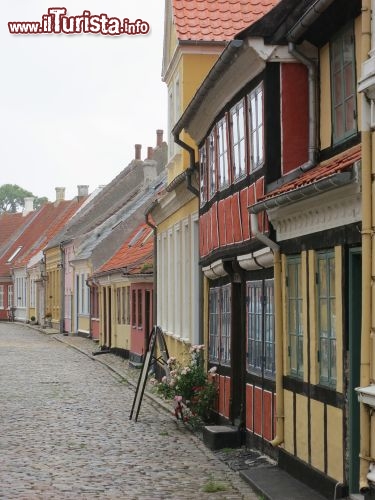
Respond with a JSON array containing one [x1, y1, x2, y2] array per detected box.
[[172, 39, 244, 140], [170, 40, 245, 198], [249, 170, 354, 214], [287, 0, 336, 43], [250, 214, 283, 447], [172, 131, 199, 197]]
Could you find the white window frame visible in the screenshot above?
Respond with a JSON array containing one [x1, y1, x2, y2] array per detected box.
[[230, 99, 246, 180], [217, 116, 229, 189], [208, 129, 217, 199], [248, 83, 264, 170]]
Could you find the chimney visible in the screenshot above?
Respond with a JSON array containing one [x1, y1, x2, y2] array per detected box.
[[147, 147, 154, 160], [23, 197, 35, 216], [135, 144, 142, 160], [156, 129, 163, 148], [77, 185, 89, 198], [55, 187, 65, 201]]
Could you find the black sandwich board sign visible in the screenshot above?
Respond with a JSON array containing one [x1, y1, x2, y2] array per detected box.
[[129, 326, 170, 422]]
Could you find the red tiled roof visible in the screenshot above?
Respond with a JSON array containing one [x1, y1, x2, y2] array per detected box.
[[0, 212, 32, 250], [259, 145, 361, 203], [97, 223, 154, 275], [173, 0, 279, 41], [0, 198, 86, 277]]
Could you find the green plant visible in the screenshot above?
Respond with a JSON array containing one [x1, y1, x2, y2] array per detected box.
[[30, 315, 36, 322], [202, 476, 228, 493], [154, 345, 218, 427]]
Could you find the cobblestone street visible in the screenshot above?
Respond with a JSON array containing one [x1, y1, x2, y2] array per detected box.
[[0, 324, 259, 500]]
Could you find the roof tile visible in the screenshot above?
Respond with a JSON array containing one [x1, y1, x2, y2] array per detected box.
[[258, 145, 361, 203], [172, 0, 279, 42], [97, 223, 154, 276]]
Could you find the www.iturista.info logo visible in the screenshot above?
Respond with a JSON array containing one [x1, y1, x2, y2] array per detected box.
[[8, 8, 150, 36]]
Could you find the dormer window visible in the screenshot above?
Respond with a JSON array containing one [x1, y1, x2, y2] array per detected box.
[[7, 246, 22, 263]]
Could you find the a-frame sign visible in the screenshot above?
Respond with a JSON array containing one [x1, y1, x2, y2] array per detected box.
[[129, 326, 170, 422]]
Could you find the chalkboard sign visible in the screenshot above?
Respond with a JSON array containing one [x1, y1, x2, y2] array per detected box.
[[129, 326, 170, 422]]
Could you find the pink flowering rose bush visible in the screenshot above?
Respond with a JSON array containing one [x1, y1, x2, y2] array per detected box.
[[153, 345, 218, 427]]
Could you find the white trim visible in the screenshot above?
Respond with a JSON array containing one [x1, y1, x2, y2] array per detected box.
[[268, 183, 361, 241]]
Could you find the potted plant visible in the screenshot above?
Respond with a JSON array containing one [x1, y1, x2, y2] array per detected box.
[[30, 315, 37, 325], [153, 345, 218, 429]]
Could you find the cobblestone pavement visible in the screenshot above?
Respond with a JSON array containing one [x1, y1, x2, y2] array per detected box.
[[0, 324, 259, 500]]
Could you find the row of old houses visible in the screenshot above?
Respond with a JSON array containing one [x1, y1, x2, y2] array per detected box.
[[1, 0, 375, 497], [0, 133, 167, 366], [151, 0, 374, 498]]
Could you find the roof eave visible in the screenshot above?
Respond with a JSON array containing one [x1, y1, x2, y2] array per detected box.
[[249, 170, 355, 214]]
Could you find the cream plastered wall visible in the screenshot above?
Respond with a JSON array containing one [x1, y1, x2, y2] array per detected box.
[[157, 197, 198, 234], [284, 390, 294, 454], [296, 393, 309, 463], [327, 405, 344, 481], [311, 400, 325, 471], [167, 53, 221, 184]]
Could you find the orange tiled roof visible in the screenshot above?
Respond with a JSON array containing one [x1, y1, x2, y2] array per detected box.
[[16, 198, 87, 267], [0, 198, 86, 277], [97, 223, 154, 275], [259, 144, 361, 203], [173, 0, 279, 42], [0, 212, 32, 250]]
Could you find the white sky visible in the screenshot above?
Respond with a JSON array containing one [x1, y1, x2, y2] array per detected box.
[[1, 1, 167, 201]]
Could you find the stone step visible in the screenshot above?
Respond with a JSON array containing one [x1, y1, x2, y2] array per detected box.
[[203, 425, 241, 451]]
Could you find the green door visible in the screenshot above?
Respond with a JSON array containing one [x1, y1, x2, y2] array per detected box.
[[348, 249, 361, 493]]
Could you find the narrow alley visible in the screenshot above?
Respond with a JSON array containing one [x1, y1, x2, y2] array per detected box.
[[0, 324, 258, 499]]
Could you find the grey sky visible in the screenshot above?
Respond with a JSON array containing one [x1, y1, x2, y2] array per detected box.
[[1, 1, 167, 201]]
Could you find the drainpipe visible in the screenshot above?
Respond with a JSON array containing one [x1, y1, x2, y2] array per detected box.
[[360, 0, 373, 491], [250, 213, 284, 446], [173, 131, 199, 197], [287, 43, 318, 172], [59, 242, 65, 334], [286, 0, 337, 173], [145, 209, 158, 329]]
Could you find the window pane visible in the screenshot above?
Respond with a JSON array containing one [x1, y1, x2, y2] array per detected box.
[[208, 132, 216, 198], [330, 338, 337, 382], [345, 97, 355, 132], [335, 106, 344, 138], [218, 118, 229, 188], [333, 72, 343, 105], [318, 252, 336, 387], [199, 146, 207, 205], [209, 288, 220, 362], [331, 25, 356, 142], [320, 338, 329, 381]]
